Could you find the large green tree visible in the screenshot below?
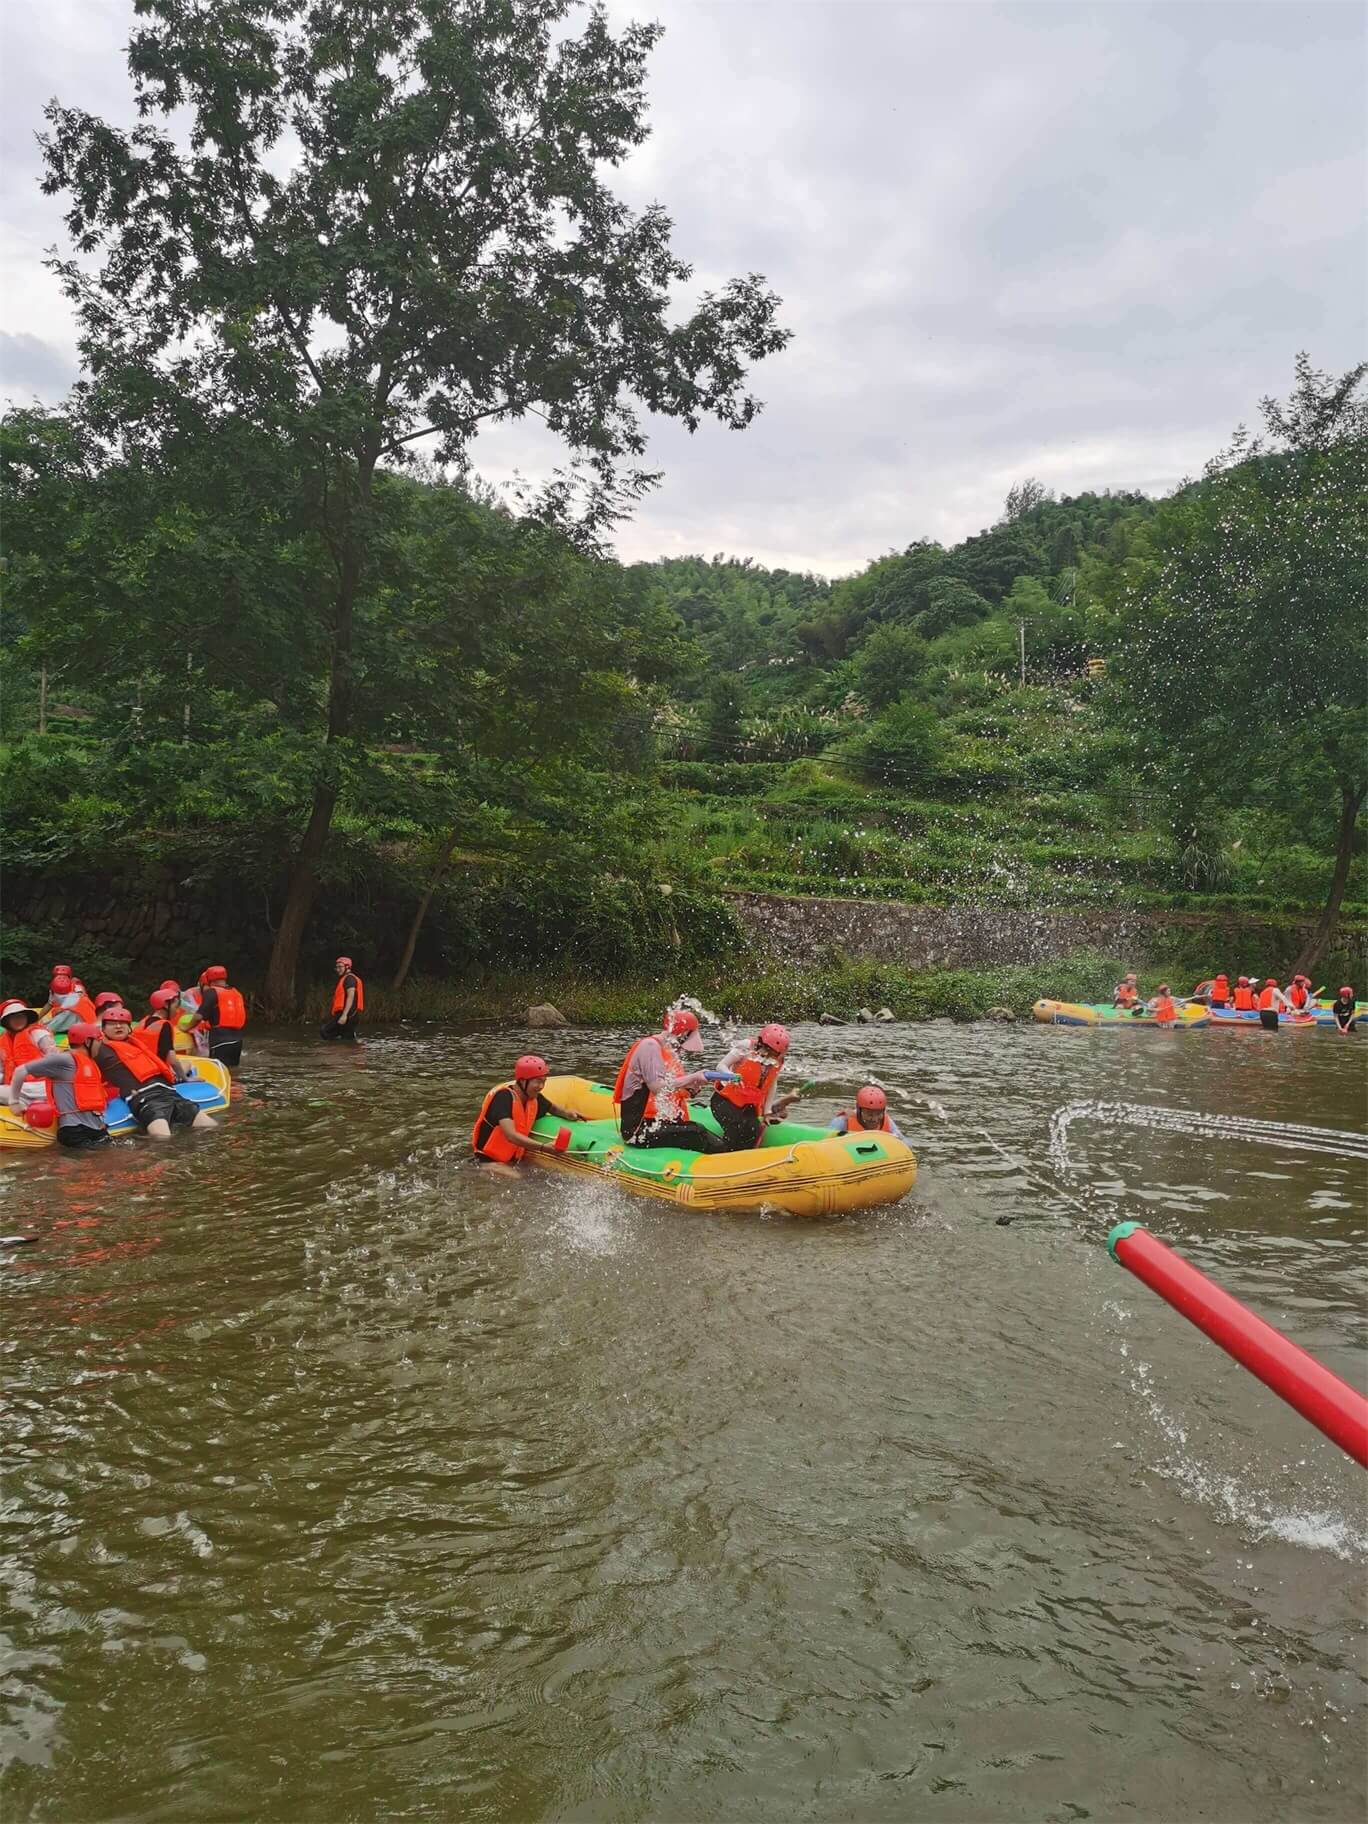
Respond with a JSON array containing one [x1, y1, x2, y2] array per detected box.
[[1118, 355, 1368, 967], [41, 0, 788, 1006]]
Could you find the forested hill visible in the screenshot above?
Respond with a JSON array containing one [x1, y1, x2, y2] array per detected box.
[[631, 485, 1155, 689]]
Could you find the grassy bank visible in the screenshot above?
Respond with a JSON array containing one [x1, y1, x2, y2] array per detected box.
[[297, 951, 1157, 1029]]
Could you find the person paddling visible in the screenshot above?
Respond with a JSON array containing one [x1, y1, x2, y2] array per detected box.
[[1331, 987, 1358, 1033], [90, 1005, 217, 1140], [4, 1021, 111, 1148], [615, 1008, 727, 1154], [1147, 984, 1179, 1025], [471, 1057, 579, 1164], [322, 957, 363, 1042], [1113, 972, 1140, 1009], [828, 1085, 903, 1138], [710, 1024, 800, 1150], [193, 965, 246, 1067]]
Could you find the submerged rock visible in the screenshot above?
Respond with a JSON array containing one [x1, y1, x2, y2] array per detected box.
[[526, 1002, 569, 1029], [984, 1006, 1016, 1023]]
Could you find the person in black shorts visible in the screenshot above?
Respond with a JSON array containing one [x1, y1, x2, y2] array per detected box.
[[90, 1006, 218, 1140]]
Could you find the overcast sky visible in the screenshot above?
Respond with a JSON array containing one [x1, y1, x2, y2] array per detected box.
[[2, 0, 1364, 575]]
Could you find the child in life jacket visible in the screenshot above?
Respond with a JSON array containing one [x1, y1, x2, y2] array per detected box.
[[1113, 973, 1140, 1009], [4, 1020, 111, 1148], [1146, 984, 1178, 1024], [614, 1008, 727, 1154], [827, 1084, 902, 1138], [710, 1024, 802, 1150]]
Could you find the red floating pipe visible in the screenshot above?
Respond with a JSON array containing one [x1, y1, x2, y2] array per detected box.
[[1108, 1222, 1368, 1468]]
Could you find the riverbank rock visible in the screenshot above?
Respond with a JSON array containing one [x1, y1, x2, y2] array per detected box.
[[526, 1003, 568, 1029], [856, 1007, 876, 1024], [875, 1007, 895, 1022], [818, 1012, 846, 1025], [984, 1006, 1016, 1023]]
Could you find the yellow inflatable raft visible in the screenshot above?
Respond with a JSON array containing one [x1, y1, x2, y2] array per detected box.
[[1033, 999, 1210, 1029], [515, 1076, 917, 1217], [0, 1057, 232, 1150]]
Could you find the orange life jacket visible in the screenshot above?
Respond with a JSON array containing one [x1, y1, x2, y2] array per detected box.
[[1233, 985, 1255, 1010], [208, 986, 246, 1030], [1257, 985, 1278, 1011], [1151, 996, 1177, 1023], [613, 1034, 689, 1122], [135, 1019, 173, 1061], [715, 1054, 780, 1113], [1288, 983, 1309, 1010], [836, 1109, 894, 1134], [1210, 975, 1230, 1002], [0, 1025, 49, 1083], [1115, 984, 1138, 1007], [98, 1034, 176, 1086], [332, 972, 364, 1015], [471, 1082, 538, 1162], [30, 1049, 109, 1122]]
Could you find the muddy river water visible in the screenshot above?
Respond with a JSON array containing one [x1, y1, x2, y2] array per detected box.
[[2, 1021, 1364, 1821]]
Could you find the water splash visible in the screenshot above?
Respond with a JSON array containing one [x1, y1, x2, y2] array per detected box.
[[1049, 1102, 1368, 1175]]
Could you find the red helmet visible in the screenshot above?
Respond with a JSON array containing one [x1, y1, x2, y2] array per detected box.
[[336, 956, 353, 970], [665, 1008, 700, 1038], [1157, 983, 1170, 994], [1340, 986, 1354, 997], [159, 979, 181, 994], [855, 1085, 887, 1112], [93, 991, 122, 1011], [51, 962, 72, 976], [1264, 978, 1278, 986], [757, 1023, 790, 1055], [150, 988, 179, 1012], [100, 1005, 134, 1024], [67, 1021, 103, 1046], [0, 1000, 40, 1028], [1237, 976, 1248, 985], [514, 1054, 549, 1081], [200, 965, 228, 986]]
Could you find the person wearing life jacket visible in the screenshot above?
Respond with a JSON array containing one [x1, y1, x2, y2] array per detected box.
[[136, 988, 182, 1065], [1256, 977, 1290, 1031], [321, 957, 364, 1042], [193, 965, 246, 1067], [1147, 984, 1178, 1025], [1206, 972, 1230, 1009], [90, 1005, 216, 1140], [40, 967, 98, 1035], [1230, 975, 1255, 1011], [1113, 973, 1140, 1009], [4, 1021, 111, 1148], [710, 1024, 801, 1150], [828, 1084, 903, 1139], [615, 1009, 726, 1153], [0, 1001, 55, 1086], [1286, 975, 1311, 1012], [471, 1057, 579, 1164], [1331, 987, 1358, 1033]]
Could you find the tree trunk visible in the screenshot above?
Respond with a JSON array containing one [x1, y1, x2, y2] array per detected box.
[[391, 829, 462, 991], [1292, 783, 1365, 976], [261, 457, 373, 1013]]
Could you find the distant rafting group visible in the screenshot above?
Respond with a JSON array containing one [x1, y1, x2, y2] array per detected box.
[[1034, 970, 1361, 1031], [0, 962, 247, 1148]]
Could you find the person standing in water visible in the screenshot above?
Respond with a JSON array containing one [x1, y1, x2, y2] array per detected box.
[[193, 965, 247, 1068], [1257, 978, 1291, 1031], [1331, 987, 1358, 1032], [828, 1085, 903, 1138], [322, 957, 363, 1042], [471, 1057, 580, 1164]]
